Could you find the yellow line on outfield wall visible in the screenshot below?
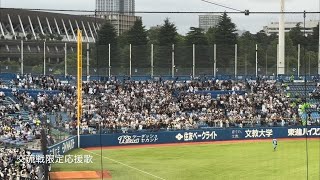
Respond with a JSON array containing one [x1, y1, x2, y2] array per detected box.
[[77, 29, 82, 148]]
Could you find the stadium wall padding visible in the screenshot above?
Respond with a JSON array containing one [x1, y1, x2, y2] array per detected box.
[[32, 127, 319, 155], [31, 136, 78, 156], [79, 126, 320, 148]]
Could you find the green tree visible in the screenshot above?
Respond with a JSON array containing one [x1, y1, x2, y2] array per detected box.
[[254, 30, 281, 75], [238, 31, 257, 75], [205, 27, 218, 74], [155, 19, 178, 75], [185, 27, 208, 45], [259, 34, 298, 76], [96, 21, 117, 45], [284, 34, 299, 75], [206, 27, 217, 45], [116, 32, 130, 74], [63, 49, 89, 75], [127, 19, 149, 74], [255, 30, 274, 45], [174, 34, 190, 75], [308, 25, 319, 52], [147, 27, 160, 45], [127, 19, 148, 45], [158, 18, 177, 46], [301, 51, 318, 75], [255, 30, 278, 76], [176, 34, 186, 46], [184, 27, 210, 73], [214, 12, 237, 74], [96, 21, 118, 75], [289, 23, 305, 47], [215, 13, 237, 45], [118, 32, 128, 48]]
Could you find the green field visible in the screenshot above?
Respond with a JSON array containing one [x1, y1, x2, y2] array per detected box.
[[52, 140, 320, 180]]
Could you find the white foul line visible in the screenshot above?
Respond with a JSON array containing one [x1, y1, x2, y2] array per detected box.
[[81, 148, 166, 180]]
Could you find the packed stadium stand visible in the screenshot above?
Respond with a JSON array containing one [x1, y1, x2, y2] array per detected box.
[[0, 72, 319, 179]]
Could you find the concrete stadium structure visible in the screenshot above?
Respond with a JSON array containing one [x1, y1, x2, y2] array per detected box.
[[0, 8, 107, 75], [0, 8, 105, 42], [263, 20, 318, 36]]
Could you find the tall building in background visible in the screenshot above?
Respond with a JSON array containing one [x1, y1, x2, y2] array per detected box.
[[263, 20, 318, 36], [105, 14, 141, 36], [95, 0, 138, 35], [96, 0, 135, 16], [199, 14, 220, 32]]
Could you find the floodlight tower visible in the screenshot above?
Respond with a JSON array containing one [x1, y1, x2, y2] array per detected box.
[[278, 0, 285, 75]]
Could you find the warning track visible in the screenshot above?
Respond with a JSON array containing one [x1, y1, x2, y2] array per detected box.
[[83, 137, 320, 151]]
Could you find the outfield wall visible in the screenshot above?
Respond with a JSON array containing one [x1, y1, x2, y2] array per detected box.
[[80, 126, 320, 148], [35, 127, 320, 155], [48, 136, 78, 156], [30, 136, 78, 156]]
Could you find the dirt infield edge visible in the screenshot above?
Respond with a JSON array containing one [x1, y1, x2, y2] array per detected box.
[[50, 170, 112, 180], [83, 137, 320, 151]]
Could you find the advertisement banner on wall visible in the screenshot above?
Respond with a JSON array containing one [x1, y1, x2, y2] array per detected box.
[[48, 136, 77, 156], [29, 127, 320, 155], [117, 134, 159, 145], [174, 131, 218, 142], [78, 126, 320, 148]]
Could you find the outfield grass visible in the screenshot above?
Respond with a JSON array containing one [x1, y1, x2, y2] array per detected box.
[[52, 140, 320, 180]]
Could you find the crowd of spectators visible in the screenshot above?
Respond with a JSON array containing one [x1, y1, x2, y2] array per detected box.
[[0, 148, 43, 179], [74, 79, 304, 133], [5, 75, 312, 132], [1, 74, 318, 136], [0, 80, 54, 148], [7, 75, 316, 132], [310, 84, 320, 99], [0, 97, 30, 144], [9, 74, 70, 91], [0, 73, 319, 179], [0, 88, 49, 179], [0, 92, 45, 145], [7, 75, 307, 133]]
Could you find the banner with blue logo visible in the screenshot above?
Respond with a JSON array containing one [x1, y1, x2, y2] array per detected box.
[[80, 126, 320, 148], [29, 136, 77, 155]]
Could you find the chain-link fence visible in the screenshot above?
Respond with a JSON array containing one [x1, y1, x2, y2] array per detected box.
[[1, 40, 320, 78]]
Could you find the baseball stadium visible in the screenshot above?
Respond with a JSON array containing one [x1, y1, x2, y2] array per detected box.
[[0, 0, 320, 180]]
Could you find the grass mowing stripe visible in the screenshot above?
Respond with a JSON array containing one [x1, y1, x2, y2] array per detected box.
[[52, 140, 320, 180], [81, 148, 167, 180]]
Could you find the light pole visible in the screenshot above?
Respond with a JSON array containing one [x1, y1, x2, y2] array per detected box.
[[278, 0, 285, 75], [265, 48, 268, 76], [95, 10, 99, 78]]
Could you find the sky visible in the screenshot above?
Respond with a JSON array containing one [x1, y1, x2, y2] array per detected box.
[[1, 0, 320, 35]]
